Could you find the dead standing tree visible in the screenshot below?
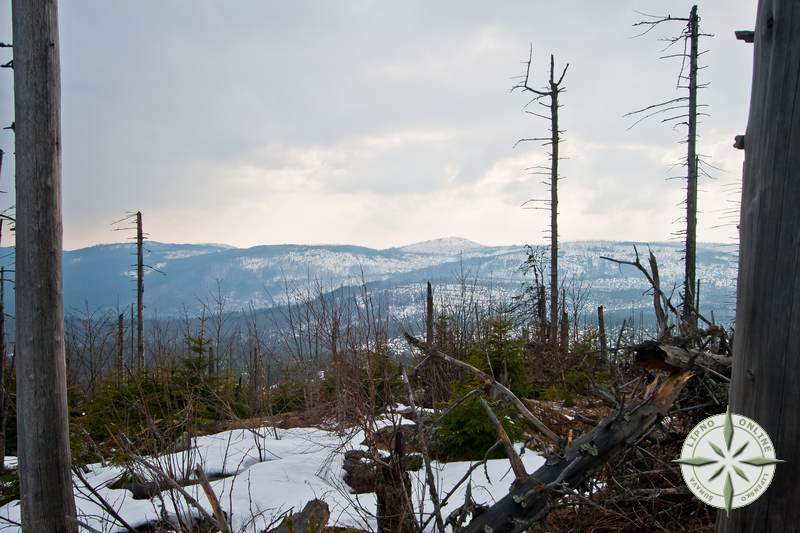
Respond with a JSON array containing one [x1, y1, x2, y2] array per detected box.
[[512, 49, 568, 351], [113, 210, 159, 370], [627, 6, 712, 335], [718, 2, 800, 530], [11, 0, 79, 529]]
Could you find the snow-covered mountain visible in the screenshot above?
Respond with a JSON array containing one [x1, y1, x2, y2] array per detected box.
[[393, 236, 486, 255], [0, 238, 739, 325]]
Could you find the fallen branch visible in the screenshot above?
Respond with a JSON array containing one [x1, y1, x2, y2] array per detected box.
[[404, 333, 561, 445], [461, 370, 694, 533], [401, 366, 445, 532], [633, 340, 731, 376], [479, 398, 527, 480], [72, 467, 136, 532], [126, 452, 228, 532], [194, 465, 232, 533]]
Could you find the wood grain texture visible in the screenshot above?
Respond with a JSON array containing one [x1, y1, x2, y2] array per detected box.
[[12, 0, 78, 530], [718, 1, 800, 530]]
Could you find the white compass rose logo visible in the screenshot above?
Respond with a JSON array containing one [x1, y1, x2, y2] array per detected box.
[[675, 409, 783, 513]]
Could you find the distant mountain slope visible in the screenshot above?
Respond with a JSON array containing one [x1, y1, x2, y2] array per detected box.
[[392, 236, 486, 255], [0, 238, 739, 325]]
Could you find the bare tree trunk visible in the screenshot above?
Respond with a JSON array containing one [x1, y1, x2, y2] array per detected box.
[[597, 305, 607, 359], [0, 266, 7, 475], [129, 303, 134, 369], [116, 312, 124, 380], [136, 210, 144, 370], [12, 0, 78, 529], [537, 283, 547, 343], [549, 56, 560, 348], [425, 281, 434, 346], [717, 1, 800, 530], [513, 51, 567, 350], [683, 6, 699, 333]]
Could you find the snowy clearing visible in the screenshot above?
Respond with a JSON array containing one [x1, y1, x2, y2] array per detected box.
[[0, 424, 543, 532]]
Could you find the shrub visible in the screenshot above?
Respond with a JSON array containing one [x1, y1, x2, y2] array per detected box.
[[435, 315, 529, 460]]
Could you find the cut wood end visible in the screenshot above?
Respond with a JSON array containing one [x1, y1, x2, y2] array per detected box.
[[651, 370, 694, 409]]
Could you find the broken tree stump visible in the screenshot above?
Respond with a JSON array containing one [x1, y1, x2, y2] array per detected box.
[[269, 499, 329, 533]]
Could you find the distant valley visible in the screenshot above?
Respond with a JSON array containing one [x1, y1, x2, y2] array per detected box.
[[0, 237, 738, 328]]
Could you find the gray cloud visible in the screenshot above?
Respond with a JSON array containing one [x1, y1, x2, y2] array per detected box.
[[0, 1, 756, 249]]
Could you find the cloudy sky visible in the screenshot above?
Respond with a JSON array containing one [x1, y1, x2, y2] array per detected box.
[[0, 1, 756, 250]]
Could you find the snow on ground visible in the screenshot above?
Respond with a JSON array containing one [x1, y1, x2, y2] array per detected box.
[[0, 423, 544, 532]]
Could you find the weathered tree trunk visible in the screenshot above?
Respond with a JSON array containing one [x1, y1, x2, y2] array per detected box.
[[0, 266, 7, 475], [425, 282, 434, 345], [116, 312, 124, 380], [129, 302, 134, 368], [12, 0, 78, 529], [682, 6, 699, 333], [597, 305, 607, 359], [717, 1, 800, 530], [549, 55, 560, 348], [135, 210, 144, 370], [537, 283, 547, 343]]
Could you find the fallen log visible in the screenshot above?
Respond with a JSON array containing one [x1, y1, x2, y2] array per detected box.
[[461, 371, 693, 533], [633, 340, 731, 377]]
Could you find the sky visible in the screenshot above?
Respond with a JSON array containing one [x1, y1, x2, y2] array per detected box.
[[0, 1, 756, 250]]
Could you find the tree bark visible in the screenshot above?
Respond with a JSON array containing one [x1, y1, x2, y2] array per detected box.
[[683, 5, 699, 333], [12, 0, 78, 529], [597, 306, 607, 359], [425, 282, 434, 346], [549, 55, 560, 348], [717, 1, 800, 530], [136, 210, 144, 370], [0, 266, 7, 475], [116, 312, 124, 380]]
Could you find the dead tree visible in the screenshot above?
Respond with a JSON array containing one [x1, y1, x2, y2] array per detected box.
[[113, 210, 154, 370], [627, 6, 710, 335], [718, 3, 800, 530], [426, 281, 434, 345], [0, 266, 7, 474], [12, 0, 78, 529], [597, 306, 608, 359], [602, 245, 679, 340], [135, 210, 144, 368], [115, 312, 124, 380], [512, 49, 569, 350]]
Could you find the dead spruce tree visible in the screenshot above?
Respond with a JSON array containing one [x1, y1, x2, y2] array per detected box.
[[627, 5, 711, 335], [718, 3, 800, 531], [512, 48, 569, 351], [113, 210, 154, 370], [12, 0, 79, 529]]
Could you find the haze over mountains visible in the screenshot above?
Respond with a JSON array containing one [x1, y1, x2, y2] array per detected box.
[[11, 236, 738, 327]]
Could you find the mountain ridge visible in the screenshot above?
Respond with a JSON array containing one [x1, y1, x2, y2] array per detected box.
[[1, 238, 738, 325]]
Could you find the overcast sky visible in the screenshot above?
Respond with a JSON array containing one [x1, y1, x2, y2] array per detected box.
[[0, 1, 756, 250]]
